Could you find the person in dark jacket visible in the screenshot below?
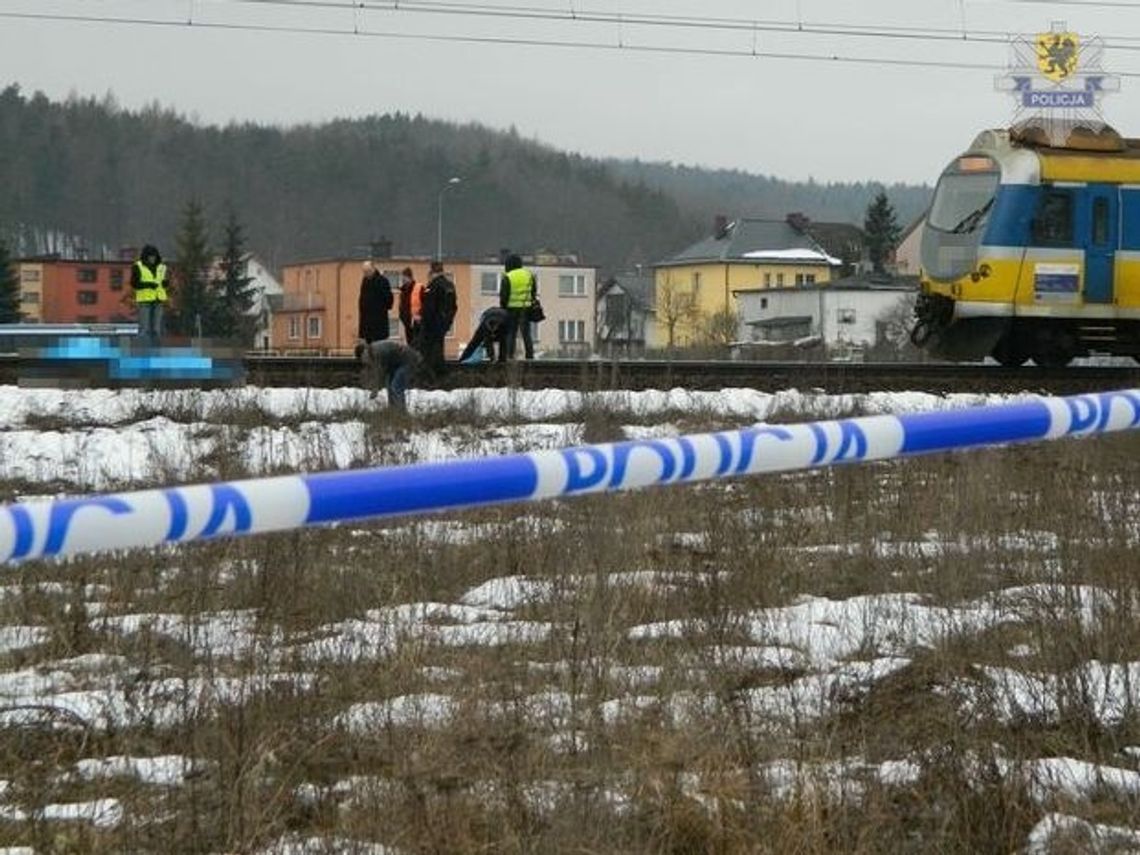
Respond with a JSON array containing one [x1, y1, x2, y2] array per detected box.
[[397, 267, 422, 345], [418, 260, 456, 376], [458, 306, 509, 364], [356, 338, 423, 411], [358, 261, 394, 344], [130, 244, 169, 348], [499, 253, 537, 360]]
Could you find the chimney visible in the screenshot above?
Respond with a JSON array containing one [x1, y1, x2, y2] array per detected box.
[[370, 237, 393, 259], [786, 212, 810, 232], [713, 215, 729, 239]]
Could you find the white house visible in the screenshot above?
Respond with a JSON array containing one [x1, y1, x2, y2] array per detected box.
[[735, 273, 918, 354], [596, 269, 655, 355], [244, 256, 284, 350]]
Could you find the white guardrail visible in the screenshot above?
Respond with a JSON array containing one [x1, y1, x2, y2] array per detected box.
[[1, 389, 1138, 563]]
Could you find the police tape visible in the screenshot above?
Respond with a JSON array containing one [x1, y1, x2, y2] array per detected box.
[[1, 389, 1138, 563]]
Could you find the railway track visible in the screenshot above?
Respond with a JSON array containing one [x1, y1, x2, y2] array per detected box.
[[1, 354, 1136, 396]]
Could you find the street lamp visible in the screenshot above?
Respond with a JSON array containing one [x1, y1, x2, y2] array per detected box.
[[436, 176, 462, 260]]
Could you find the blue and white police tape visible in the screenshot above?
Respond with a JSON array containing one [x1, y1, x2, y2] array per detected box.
[[1, 389, 1138, 563]]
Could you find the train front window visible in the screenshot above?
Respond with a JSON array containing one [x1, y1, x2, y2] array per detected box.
[[927, 164, 999, 235], [922, 156, 999, 282]]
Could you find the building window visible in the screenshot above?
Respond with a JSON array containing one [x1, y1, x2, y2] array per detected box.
[[288, 316, 301, 340], [558, 319, 586, 342], [109, 269, 124, 290], [805, 273, 816, 285], [20, 291, 39, 304], [307, 316, 322, 339], [837, 308, 857, 324], [764, 273, 771, 287], [76, 268, 98, 283], [77, 290, 99, 305], [481, 272, 499, 295], [776, 273, 785, 286], [20, 269, 40, 282], [760, 297, 768, 309], [559, 273, 587, 297]]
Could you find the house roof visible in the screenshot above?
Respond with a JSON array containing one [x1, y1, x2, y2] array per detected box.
[[599, 271, 656, 309], [656, 218, 841, 268]]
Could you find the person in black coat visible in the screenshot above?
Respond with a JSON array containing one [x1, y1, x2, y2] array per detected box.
[[458, 306, 509, 363], [418, 260, 456, 376], [358, 261, 394, 344]]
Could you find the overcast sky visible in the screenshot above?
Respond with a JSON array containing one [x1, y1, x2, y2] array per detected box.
[[2, 0, 1139, 186]]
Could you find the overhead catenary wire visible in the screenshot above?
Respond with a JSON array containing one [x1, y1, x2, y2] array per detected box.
[[7, 0, 1140, 74], [64, 0, 1140, 49]]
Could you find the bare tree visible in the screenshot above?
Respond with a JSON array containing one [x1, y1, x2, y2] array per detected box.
[[657, 283, 699, 349], [702, 306, 740, 346]]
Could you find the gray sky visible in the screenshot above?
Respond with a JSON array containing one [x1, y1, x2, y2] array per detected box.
[[2, 0, 1138, 185]]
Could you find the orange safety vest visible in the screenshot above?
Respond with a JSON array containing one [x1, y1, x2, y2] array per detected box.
[[410, 281, 424, 321]]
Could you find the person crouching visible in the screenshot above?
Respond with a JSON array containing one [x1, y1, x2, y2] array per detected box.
[[356, 339, 423, 411]]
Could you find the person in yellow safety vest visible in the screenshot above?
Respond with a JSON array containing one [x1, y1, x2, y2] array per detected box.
[[498, 253, 537, 360], [130, 244, 169, 347]]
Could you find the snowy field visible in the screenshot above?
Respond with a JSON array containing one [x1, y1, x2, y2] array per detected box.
[[0, 383, 1137, 853]]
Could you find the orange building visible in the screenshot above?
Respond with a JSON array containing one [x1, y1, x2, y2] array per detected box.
[[274, 258, 474, 358], [16, 256, 136, 324]]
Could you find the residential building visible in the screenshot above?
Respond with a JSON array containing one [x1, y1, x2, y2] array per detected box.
[[653, 215, 842, 348], [15, 253, 135, 324], [275, 251, 596, 358], [735, 272, 918, 355], [893, 214, 926, 276], [275, 258, 450, 355], [785, 212, 866, 277], [467, 252, 597, 358], [208, 254, 283, 350], [596, 269, 655, 355]]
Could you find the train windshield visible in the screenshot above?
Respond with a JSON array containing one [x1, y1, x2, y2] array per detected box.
[[922, 155, 1000, 281]]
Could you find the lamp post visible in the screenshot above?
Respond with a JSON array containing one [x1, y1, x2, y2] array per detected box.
[[436, 176, 462, 260]]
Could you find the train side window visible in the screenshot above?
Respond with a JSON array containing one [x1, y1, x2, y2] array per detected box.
[[1092, 197, 1110, 245], [1032, 190, 1073, 245]]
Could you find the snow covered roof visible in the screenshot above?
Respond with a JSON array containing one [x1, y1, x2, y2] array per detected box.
[[656, 218, 843, 268], [742, 248, 843, 265]]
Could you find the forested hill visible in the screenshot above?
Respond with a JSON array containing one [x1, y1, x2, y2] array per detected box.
[[609, 161, 931, 235], [0, 85, 930, 273]]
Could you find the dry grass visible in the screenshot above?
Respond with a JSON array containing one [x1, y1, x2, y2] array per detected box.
[[0, 401, 1137, 853]]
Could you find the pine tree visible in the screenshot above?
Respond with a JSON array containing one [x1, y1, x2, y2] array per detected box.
[[0, 240, 20, 322], [169, 199, 216, 338], [212, 208, 257, 343], [863, 190, 901, 274]]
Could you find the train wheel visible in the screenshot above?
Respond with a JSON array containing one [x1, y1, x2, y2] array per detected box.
[[1031, 331, 1075, 368], [991, 337, 1027, 367], [1033, 348, 1073, 368]]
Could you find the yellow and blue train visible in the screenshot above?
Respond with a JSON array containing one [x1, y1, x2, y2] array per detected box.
[[912, 122, 1140, 365]]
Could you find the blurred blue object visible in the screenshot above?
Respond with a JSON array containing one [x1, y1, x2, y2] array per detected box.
[[30, 336, 242, 384]]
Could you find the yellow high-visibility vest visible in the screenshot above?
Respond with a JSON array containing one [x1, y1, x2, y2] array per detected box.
[[505, 268, 535, 309], [134, 261, 168, 303]]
